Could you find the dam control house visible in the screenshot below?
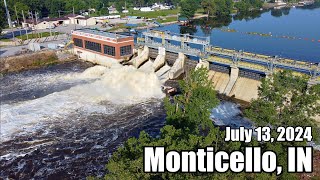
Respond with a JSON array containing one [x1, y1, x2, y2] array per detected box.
[[71, 29, 134, 63]]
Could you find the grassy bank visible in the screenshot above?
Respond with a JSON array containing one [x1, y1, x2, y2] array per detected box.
[[0, 50, 75, 73], [122, 8, 180, 18], [16, 32, 62, 41]]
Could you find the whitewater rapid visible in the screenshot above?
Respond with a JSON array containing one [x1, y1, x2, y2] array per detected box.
[[0, 63, 165, 142]]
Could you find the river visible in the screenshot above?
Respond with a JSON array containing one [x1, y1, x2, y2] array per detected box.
[[154, 4, 320, 62], [0, 61, 167, 178]]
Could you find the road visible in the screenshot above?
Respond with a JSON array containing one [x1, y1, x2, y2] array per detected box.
[[0, 39, 66, 58]]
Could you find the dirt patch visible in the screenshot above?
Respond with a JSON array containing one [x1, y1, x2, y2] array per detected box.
[[0, 50, 76, 74]]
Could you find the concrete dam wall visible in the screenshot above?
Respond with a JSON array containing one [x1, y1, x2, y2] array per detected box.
[[208, 64, 262, 102], [149, 47, 262, 102]]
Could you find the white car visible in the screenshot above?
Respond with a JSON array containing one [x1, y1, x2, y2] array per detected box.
[[57, 43, 65, 48]]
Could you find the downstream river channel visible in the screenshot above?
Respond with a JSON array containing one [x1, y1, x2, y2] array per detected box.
[[1, 4, 319, 179]]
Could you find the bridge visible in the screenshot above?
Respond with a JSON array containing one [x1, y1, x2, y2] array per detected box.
[[137, 29, 320, 84]]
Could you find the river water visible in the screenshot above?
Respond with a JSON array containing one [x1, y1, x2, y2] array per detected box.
[[154, 4, 320, 62], [0, 61, 167, 179], [1, 5, 319, 179], [0, 60, 253, 179]]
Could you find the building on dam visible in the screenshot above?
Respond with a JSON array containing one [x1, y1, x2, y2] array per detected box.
[[71, 29, 134, 64]]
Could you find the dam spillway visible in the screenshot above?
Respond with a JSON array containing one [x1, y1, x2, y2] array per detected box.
[[138, 30, 320, 83], [146, 47, 262, 102], [68, 28, 318, 102], [135, 29, 319, 102]]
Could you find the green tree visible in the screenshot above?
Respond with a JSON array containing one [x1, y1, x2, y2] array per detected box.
[[180, 0, 199, 20], [234, 0, 262, 13], [99, 7, 109, 16], [201, 0, 215, 18], [201, 0, 233, 17], [64, 0, 87, 14], [245, 70, 320, 179], [115, 1, 124, 13], [44, 0, 65, 17], [165, 68, 219, 133], [0, 2, 6, 34]]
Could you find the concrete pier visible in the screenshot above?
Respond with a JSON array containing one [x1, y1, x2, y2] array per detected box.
[[230, 77, 261, 102], [224, 66, 239, 95], [209, 70, 230, 94]]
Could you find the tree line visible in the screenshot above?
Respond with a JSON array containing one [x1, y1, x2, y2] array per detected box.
[[0, 0, 264, 33], [180, 0, 263, 20]]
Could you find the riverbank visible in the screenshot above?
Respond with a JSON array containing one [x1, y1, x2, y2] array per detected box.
[[0, 50, 77, 74], [136, 14, 208, 30], [263, 1, 315, 9]]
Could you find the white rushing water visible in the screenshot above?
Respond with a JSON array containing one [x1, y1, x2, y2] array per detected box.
[[0, 64, 165, 142], [210, 101, 253, 128]]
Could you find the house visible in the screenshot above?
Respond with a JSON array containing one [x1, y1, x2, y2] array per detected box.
[[108, 7, 119, 14], [151, 3, 173, 10], [140, 7, 154, 12], [21, 14, 97, 29], [75, 17, 97, 26], [65, 14, 85, 25], [23, 16, 70, 29]]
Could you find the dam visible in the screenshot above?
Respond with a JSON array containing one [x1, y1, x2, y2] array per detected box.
[[135, 29, 320, 102], [68, 29, 319, 102]]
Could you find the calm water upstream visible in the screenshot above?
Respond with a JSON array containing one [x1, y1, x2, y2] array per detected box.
[[155, 5, 320, 62]]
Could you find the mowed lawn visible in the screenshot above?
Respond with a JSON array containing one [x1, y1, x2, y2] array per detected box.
[[122, 8, 180, 18], [16, 32, 62, 41]]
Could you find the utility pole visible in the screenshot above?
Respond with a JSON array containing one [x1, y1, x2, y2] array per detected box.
[[22, 10, 28, 41], [35, 11, 40, 38], [49, 21, 52, 36], [3, 0, 12, 27], [3, 0, 14, 39], [14, 6, 19, 26], [73, 7, 76, 30], [28, 11, 35, 37], [29, 11, 34, 26], [22, 10, 26, 23], [35, 11, 38, 25]]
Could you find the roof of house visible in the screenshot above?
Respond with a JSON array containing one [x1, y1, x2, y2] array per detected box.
[[64, 13, 80, 18], [75, 16, 92, 20], [36, 17, 69, 23]]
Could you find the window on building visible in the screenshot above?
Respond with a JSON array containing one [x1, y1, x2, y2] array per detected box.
[[85, 40, 101, 53], [73, 38, 83, 48], [103, 45, 115, 56], [120, 45, 132, 56]]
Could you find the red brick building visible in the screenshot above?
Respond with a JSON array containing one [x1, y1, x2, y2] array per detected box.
[[71, 29, 134, 61]]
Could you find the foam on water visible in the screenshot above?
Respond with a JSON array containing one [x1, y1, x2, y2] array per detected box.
[[210, 101, 253, 128], [0, 64, 165, 141]]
